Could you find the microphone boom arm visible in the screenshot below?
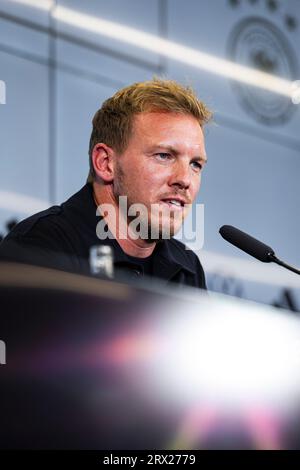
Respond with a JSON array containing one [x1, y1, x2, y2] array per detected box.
[[268, 254, 300, 276]]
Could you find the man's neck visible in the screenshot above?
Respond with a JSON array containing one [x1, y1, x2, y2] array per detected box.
[[92, 181, 156, 258]]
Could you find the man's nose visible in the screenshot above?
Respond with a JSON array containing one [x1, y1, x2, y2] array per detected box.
[[168, 160, 191, 189]]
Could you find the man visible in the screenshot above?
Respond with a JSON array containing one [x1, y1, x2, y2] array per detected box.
[[0, 79, 211, 288]]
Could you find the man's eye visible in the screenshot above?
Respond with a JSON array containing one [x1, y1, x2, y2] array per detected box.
[[191, 161, 203, 171], [155, 153, 171, 160]]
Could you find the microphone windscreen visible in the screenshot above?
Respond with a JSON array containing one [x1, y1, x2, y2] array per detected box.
[[219, 225, 275, 262]]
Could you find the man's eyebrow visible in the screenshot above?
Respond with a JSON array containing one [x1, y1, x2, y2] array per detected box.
[[152, 144, 208, 163], [192, 155, 208, 164]]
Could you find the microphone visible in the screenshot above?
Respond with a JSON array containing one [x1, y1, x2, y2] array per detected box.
[[219, 225, 300, 276]]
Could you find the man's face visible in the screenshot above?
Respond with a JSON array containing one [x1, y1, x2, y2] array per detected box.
[[113, 111, 207, 240]]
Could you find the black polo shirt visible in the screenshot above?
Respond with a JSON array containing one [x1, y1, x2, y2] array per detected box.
[[0, 184, 206, 289]]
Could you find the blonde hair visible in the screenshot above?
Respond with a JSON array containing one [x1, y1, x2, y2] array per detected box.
[[88, 78, 212, 181]]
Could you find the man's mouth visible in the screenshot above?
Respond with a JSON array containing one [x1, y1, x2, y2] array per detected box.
[[160, 198, 186, 210]]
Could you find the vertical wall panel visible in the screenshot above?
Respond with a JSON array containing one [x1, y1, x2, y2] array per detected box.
[[0, 50, 49, 232]]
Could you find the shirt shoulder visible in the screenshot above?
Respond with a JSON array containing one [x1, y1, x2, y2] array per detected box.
[[6, 205, 62, 237], [3, 205, 74, 250], [0, 205, 79, 271]]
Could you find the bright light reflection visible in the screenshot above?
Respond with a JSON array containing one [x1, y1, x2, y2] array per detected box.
[[9, 0, 54, 11], [152, 297, 300, 410], [8, 0, 297, 99]]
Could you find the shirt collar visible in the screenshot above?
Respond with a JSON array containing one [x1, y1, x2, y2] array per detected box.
[[153, 239, 196, 280]]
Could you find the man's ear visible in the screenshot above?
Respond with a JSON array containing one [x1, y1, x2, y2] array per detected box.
[[92, 143, 115, 182]]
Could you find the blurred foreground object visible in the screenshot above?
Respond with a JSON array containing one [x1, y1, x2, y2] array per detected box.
[[0, 262, 300, 450], [89, 245, 114, 279]]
